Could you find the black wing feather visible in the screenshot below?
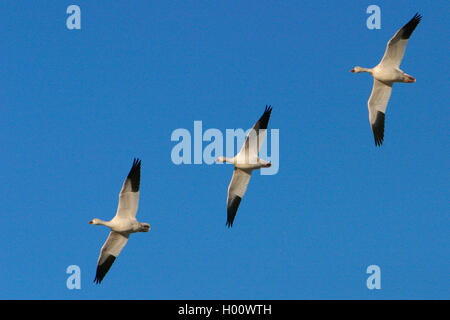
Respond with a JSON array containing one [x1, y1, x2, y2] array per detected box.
[[126, 158, 141, 192], [371, 111, 385, 147], [94, 255, 116, 284], [226, 196, 242, 228], [399, 13, 422, 40], [255, 105, 272, 131]]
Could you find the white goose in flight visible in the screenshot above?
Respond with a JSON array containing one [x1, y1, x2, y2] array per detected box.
[[89, 158, 150, 284], [351, 13, 422, 146], [216, 106, 273, 227]]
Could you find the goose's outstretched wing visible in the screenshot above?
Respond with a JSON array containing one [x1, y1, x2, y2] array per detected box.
[[226, 168, 252, 227], [380, 13, 421, 68], [116, 158, 141, 219], [94, 231, 129, 284], [368, 79, 392, 146], [237, 106, 272, 162]]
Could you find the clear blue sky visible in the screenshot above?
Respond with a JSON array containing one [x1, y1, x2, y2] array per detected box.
[[0, 1, 448, 299]]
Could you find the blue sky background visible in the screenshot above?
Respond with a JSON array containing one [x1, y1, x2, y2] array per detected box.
[[0, 1, 448, 299]]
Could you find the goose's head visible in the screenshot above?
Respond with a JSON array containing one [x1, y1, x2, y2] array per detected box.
[[350, 66, 363, 73], [89, 218, 101, 225]]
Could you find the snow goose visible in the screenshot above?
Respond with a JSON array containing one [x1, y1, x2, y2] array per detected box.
[[351, 13, 422, 146], [89, 158, 150, 284], [216, 106, 273, 227]]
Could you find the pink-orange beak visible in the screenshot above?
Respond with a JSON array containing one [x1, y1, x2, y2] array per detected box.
[[89, 220, 93, 224], [350, 69, 355, 73]]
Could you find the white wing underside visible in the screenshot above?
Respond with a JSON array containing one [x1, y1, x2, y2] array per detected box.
[[115, 191, 139, 219], [368, 79, 392, 124], [380, 36, 409, 68], [97, 231, 129, 265], [228, 168, 252, 199], [115, 171, 140, 218]]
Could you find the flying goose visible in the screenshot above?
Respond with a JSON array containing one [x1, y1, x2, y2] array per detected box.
[[216, 106, 273, 227], [351, 13, 422, 146], [89, 158, 150, 284]]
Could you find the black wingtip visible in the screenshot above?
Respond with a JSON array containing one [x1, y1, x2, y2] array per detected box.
[[264, 105, 273, 114], [371, 112, 385, 147], [257, 105, 273, 131], [93, 255, 116, 284], [401, 12, 422, 39], [226, 214, 234, 228], [413, 12, 422, 21], [374, 137, 383, 147], [132, 158, 141, 168], [127, 158, 141, 192], [226, 196, 242, 228]]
